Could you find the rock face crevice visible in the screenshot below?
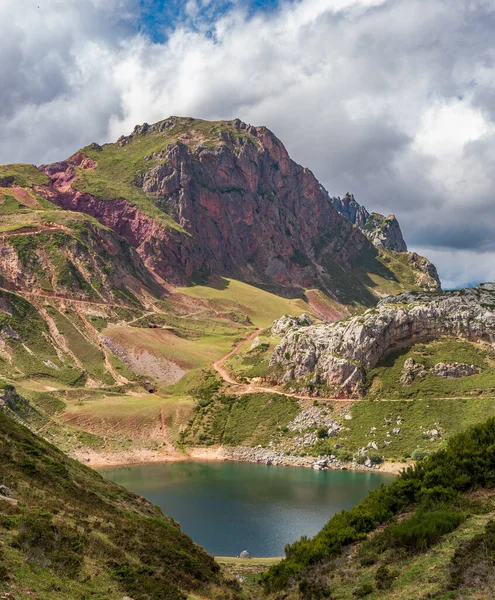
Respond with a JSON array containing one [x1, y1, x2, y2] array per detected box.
[[270, 284, 495, 397]]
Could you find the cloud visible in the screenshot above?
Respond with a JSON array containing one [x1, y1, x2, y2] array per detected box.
[[1, 0, 495, 287]]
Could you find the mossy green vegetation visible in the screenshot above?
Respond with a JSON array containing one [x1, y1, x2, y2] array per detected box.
[[367, 338, 495, 399], [0, 410, 239, 600], [262, 418, 495, 598], [0, 164, 50, 187], [184, 392, 299, 447]]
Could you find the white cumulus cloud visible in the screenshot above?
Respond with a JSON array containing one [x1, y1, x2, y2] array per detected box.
[[1, 0, 495, 287]]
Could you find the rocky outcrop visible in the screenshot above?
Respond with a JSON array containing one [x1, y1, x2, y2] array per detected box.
[[431, 362, 482, 378], [407, 252, 441, 291], [363, 212, 407, 252], [269, 284, 495, 397], [330, 193, 407, 252], [330, 193, 369, 229], [271, 314, 313, 336], [400, 358, 427, 385]]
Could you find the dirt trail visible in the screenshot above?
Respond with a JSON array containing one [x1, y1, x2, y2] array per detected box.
[[212, 328, 262, 384], [212, 328, 354, 402]]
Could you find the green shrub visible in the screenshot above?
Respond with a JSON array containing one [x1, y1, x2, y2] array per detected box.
[[375, 565, 397, 590], [317, 427, 328, 439], [368, 509, 465, 555], [298, 578, 333, 599], [353, 582, 373, 597], [368, 452, 384, 465], [412, 448, 429, 461]]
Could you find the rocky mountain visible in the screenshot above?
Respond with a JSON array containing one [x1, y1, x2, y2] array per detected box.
[[269, 283, 495, 397], [0, 116, 435, 304], [331, 192, 408, 253]]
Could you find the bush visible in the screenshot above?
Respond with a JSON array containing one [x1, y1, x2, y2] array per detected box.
[[298, 578, 333, 599], [384, 509, 465, 552], [317, 427, 328, 439], [375, 565, 396, 590], [368, 452, 384, 465], [412, 448, 429, 461], [353, 583, 373, 597]]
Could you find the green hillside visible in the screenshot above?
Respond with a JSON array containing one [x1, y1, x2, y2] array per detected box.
[[262, 418, 495, 599], [0, 408, 239, 600]]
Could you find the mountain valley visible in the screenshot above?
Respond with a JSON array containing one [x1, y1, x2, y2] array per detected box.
[[1, 117, 495, 600]]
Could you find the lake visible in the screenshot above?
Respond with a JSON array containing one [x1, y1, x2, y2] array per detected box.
[[101, 460, 395, 557]]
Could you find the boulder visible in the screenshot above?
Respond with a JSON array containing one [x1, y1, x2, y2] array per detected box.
[[432, 362, 482, 378], [400, 358, 427, 385], [0, 485, 12, 497], [239, 550, 250, 559]]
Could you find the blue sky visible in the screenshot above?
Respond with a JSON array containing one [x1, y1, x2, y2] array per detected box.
[[136, 0, 285, 42]]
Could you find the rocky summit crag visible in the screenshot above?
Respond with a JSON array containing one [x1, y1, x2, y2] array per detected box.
[[331, 192, 408, 253], [269, 283, 495, 397]]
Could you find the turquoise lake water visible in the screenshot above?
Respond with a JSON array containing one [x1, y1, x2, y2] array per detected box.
[[101, 460, 394, 557]]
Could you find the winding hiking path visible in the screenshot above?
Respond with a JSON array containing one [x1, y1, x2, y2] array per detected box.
[[212, 327, 355, 403], [212, 328, 263, 384]]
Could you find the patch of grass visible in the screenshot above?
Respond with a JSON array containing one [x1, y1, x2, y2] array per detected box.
[[178, 277, 309, 327], [323, 397, 495, 461], [367, 338, 495, 399], [103, 324, 240, 371], [186, 392, 299, 447], [0, 164, 50, 187], [224, 332, 277, 379]]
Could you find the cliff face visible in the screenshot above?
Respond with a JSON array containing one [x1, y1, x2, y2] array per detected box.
[[36, 119, 377, 300], [330, 192, 408, 253], [31, 117, 438, 302], [330, 192, 369, 229], [269, 284, 495, 397]]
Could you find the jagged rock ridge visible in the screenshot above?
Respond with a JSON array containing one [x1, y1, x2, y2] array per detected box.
[[270, 283, 495, 397], [330, 192, 407, 253]]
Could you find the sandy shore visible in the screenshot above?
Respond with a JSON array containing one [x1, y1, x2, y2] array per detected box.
[[75, 445, 408, 475]]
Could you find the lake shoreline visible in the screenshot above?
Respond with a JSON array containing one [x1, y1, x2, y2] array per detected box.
[[77, 445, 407, 475]]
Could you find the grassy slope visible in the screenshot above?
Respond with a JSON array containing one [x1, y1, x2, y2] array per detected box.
[[262, 418, 495, 599], [367, 338, 495, 399], [103, 324, 240, 371], [177, 277, 309, 328], [0, 410, 238, 600]]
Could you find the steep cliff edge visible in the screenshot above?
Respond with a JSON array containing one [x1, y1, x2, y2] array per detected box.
[[269, 283, 495, 397]]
